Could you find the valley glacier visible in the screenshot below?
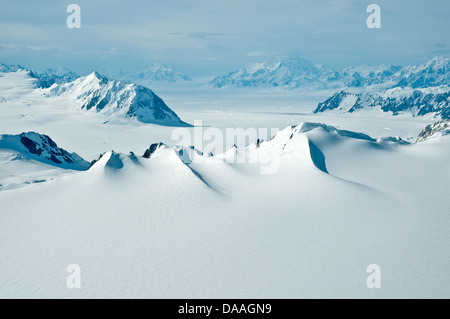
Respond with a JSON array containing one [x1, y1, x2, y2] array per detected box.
[[0, 62, 449, 299]]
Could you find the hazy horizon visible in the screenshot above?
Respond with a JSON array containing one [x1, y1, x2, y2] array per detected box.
[[1, 0, 449, 76]]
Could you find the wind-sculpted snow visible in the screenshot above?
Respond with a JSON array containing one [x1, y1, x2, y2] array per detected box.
[[1, 122, 449, 298], [86, 122, 406, 181], [43, 71, 183, 125]]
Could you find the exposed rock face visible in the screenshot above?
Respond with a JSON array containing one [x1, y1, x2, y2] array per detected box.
[[43, 72, 183, 125], [143, 143, 165, 158], [0, 132, 89, 170], [416, 120, 450, 142], [314, 88, 450, 119]]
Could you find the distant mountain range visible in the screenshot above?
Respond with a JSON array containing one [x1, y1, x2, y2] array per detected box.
[[208, 55, 450, 119], [208, 56, 450, 91], [314, 57, 450, 119], [103, 63, 192, 85], [207, 58, 342, 89], [314, 87, 450, 119]]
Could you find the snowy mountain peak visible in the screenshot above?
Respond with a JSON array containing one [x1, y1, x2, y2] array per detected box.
[[84, 71, 108, 84], [43, 72, 183, 125], [0, 132, 89, 170]]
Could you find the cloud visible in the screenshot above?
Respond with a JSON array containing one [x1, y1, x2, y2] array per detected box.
[[187, 32, 227, 39]]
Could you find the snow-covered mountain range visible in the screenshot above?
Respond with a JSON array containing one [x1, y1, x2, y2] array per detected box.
[[393, 56, 450, 88], [340, 64, 402, 87], [103, 63, 192, 84], [132, 63, 192, 83], [208, 56, 450, 91], [314, 87, 450, 119], [208, 58, 342, 89], [314, 57, 450, 119]]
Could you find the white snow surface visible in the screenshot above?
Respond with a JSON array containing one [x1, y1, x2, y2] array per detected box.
[[0, 70, 449, 298]]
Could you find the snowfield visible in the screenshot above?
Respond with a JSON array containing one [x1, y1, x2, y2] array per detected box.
[[0, 68, 449, 298]]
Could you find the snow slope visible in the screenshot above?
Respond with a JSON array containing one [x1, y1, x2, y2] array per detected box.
[[0, 122, 449, 298]]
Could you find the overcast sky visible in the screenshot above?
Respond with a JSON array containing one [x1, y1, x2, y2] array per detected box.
[[0, 0, 449, 76]]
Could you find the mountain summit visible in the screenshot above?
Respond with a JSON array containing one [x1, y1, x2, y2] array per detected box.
[[43, 71, 183, 125]]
